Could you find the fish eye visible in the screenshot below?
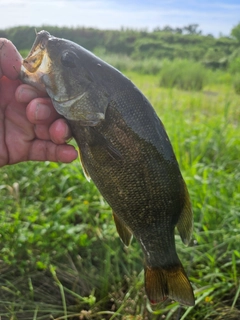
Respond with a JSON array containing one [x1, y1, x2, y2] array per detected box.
[[61, 51, 77, 68]]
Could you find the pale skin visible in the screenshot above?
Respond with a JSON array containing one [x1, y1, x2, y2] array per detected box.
[[0, 38, 78, 167]]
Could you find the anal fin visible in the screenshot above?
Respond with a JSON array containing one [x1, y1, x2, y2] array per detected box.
[[177, 182, 193, 245], [113, 212, 132, 247]]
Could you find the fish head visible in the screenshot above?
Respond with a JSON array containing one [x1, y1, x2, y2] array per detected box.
[[21, 30, 109, 125]]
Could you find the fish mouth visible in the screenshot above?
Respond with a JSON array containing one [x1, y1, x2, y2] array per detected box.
[[20, 32, 52, 92], [22, 47, 51, 75], [20, 53, 51, 93], [23, 31, 50, 73], [23, 48, 45, 73]]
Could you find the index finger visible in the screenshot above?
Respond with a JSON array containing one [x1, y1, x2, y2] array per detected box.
[[0, 38, 22, 79]]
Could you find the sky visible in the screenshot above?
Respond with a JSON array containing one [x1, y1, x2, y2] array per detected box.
[[0, 0, 239, 37]]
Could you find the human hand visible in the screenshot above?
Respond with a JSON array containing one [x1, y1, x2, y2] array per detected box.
[[0, 38, 78, 167]]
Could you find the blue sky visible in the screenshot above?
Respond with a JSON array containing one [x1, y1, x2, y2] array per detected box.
[[0, 0, 239, 37]]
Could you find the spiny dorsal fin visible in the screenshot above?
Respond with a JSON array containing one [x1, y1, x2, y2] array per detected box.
[[177, 182, 193, 245], [113, 212, 132, 247]]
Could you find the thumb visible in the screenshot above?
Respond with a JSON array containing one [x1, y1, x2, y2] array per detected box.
[[0, 38, 22, 80]]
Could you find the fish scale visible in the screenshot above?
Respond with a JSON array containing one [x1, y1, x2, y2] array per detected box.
[[20, 30, 195, 306]]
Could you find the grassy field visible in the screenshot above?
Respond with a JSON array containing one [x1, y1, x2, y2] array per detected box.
[[0, 71, 239, 319]]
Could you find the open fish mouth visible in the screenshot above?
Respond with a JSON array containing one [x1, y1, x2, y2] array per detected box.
[[20, 41, 51, 93], [22, 50, 51, 75], [23, 30, 53, 69], [23, 49, 45, 73], [22, 31, 50, 74], [20, 31, 53, 91]]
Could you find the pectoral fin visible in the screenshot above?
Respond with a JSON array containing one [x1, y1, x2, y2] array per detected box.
[[177, 182, 193, 245], [113, 212, 132, 247], [90, 127, 122, 161]]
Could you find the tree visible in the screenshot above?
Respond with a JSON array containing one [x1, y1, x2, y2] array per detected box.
[[183, 24, 202, 35], [175, 28, 183, 34], [231, 23, 240, 42], [162, 25, 174, 33]]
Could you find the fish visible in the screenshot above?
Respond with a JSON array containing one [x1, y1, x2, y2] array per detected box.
[[20, 30, 195, 306]]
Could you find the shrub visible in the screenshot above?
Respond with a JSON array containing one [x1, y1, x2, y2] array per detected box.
[[131, 58, 163, 74], [159, 59, 207, 91], [95, 50, 163, 75]]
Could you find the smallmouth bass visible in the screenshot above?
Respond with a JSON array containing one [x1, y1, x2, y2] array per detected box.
[[20, 30, 195, 306]]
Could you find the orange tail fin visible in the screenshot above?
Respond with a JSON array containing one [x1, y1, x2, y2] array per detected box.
[[145, 265, 195, 306]]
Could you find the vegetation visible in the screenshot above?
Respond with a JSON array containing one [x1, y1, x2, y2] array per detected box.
[[159, 59, 206, 91], [2, 23, 238, 93], [231, 23, 240, 43], [233, 74, 240, 94], [0, 23, 240, 319], [0, 24, 239, 67]]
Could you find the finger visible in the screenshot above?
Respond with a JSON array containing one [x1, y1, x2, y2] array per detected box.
[[0, 38, 6, 78], [29, 140, 78, 163], [0, 38, 22, 79], [15, 84, 48, 103], [49, 118, 72, 144], [26, 97, 60, 125], [34, 119, 72, 144], [34, 124, 51, 141]]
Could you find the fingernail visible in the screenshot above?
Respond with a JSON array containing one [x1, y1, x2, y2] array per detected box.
[[35, 103, 51, 120]]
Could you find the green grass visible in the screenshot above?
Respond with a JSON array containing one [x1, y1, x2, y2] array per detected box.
[[0, 72, 239, 319]]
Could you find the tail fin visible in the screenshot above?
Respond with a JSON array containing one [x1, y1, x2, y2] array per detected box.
[[145, 265, 195, 306]]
